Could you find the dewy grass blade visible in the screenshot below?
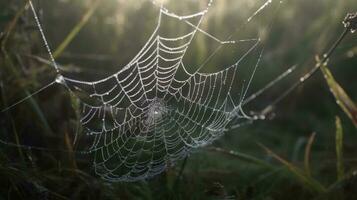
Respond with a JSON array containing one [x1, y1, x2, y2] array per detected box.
[[320, 63, 357, 128], [206, 147, 275, 170], [335, 116, 344, 181]]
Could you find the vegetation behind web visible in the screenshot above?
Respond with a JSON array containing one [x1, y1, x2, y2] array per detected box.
[[0, 0, 357, 199]]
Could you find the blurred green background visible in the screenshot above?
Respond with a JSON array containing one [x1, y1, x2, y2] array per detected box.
[[0, 0, 357, 199]]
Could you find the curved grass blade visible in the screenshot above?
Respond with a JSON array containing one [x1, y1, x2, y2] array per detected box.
[[304, 132, 316, 177], [259, 143, 327, 194]]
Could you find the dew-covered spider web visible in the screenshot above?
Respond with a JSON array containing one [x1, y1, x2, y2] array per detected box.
[[1, 0, 291, 182]]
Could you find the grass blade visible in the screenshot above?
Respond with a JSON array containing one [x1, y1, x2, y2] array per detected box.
[[304, 132, 316, 177], [53, 0, 102, 58], [206, 147, 275, 170], [2, 51, 54, 136], [335, 116, 344, 181], [320, 64, 357, 128], [0, 1, 27, 51], [259, 143, 327, 193], [63, 128, 78, 170], [0, 82, 25, 163]]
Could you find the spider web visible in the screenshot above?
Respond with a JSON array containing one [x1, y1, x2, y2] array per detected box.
[[2, 0, 282, 182]]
